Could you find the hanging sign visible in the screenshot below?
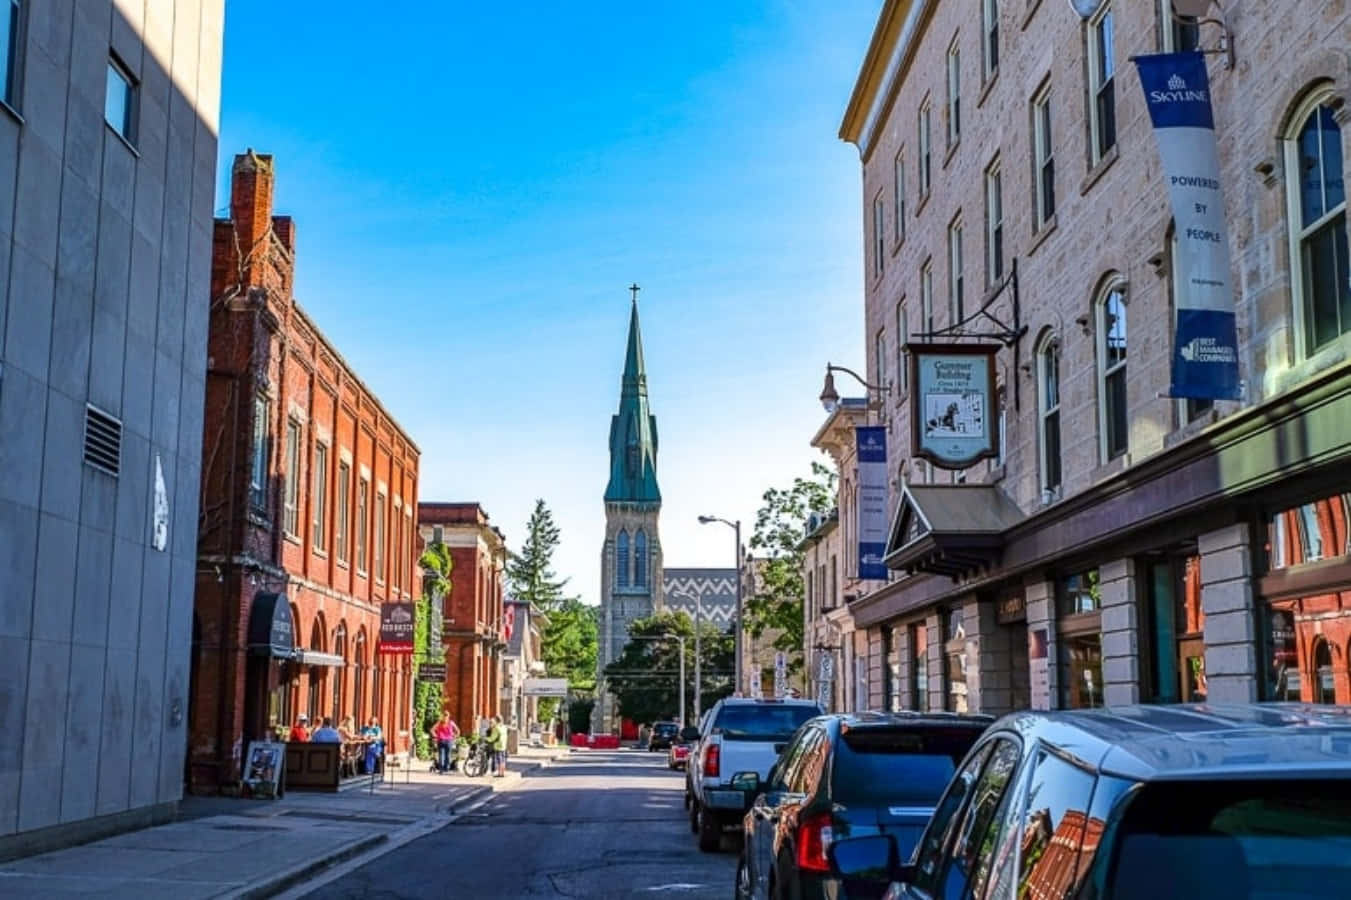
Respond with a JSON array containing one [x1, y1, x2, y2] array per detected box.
[[774, 651, 788, 700], [856, 427, 890, 580], [379, 602, 415, 654], [908, 343, 999, 469], [749, 668, 763, 700], [1133, 51, 1241, 401]]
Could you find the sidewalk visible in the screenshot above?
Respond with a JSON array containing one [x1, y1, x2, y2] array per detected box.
[[0, 745, 570, 899]]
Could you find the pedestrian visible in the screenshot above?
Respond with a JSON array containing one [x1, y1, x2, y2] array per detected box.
[[310, 717, 342, 743], [488, 715, 509, 777], [361, 717, 384, 774], [432, 713, 458, 773], [289, 715, 310, 742]]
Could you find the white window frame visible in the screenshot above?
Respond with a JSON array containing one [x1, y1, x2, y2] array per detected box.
[[1087, 5, 1116, 165], [875, 328, 887, 394], [312, 441, 329, 552], [1032, 83, 1055, 230], [946, 42, 961, 146], [336, 460, 351, 563], [982, 0, 999, 80], [105, 54, 137, 144], [873, 190, 886, 278], [894, 149, 906, 243], [1159, 0, 1200, 52], [374, 491, 387, 583], [921, 259, 934, 335], [1284, 86, 1350, 358], [250, 395, 269, 510], [1096, 282, 1129, 462], [985, 159, 1003, 285], [356, 478, 369, 574], [948, 217, 964, 327], [283, 420, 301, 536], [1036, 335, 1062, 493], [896, 300, 908, 393], [919, 103, 932, 196]]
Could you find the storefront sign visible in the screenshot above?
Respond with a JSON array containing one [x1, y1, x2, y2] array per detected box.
[[417, 663, 447, 683], [522, 677, 569, 697], [242, 740, 285, 798], [995, 591, 1026, 625], [908, 343, 999, 469], [379, 602, 415, 654], [856, 426, 889, 580], [246, 592, 294, 658], [1133, 52, 1241, 401]]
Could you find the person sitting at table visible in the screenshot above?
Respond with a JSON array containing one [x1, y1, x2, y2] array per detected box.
[[289, 714, 310, 742], [310, 717, 342, 743], [361, 717, 384, 773], [338, 716, 359, 742]]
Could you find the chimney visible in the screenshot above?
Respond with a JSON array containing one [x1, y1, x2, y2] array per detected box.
[[230, 149, 275, 256], [271, 215, 296, 255]]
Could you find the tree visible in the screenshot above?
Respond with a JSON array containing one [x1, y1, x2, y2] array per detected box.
[[745, 461, 838, 664], [603, 611, 734, 725], [412, 542, 453, 759], [507, 499, 569, 611]]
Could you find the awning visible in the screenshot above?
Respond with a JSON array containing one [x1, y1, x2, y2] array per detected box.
[[293, 649, 346, 668], [246, 592, 295, 658], [883, 483, 1024, 580]]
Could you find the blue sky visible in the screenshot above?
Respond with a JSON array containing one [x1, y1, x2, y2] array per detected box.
[[216, 1, 879, 604]]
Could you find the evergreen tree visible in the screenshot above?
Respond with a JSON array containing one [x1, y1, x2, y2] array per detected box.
[[507, 499, 569, 612]]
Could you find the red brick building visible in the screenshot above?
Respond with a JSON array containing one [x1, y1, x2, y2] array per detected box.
[[188, 151, 420, 792], [418, 503, 508, 729]]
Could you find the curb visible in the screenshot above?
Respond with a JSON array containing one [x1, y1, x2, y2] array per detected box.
[[233, 832, 389, 900]]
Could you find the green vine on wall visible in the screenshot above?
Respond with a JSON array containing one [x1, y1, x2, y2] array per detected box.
[[413, 543, 453, 760]]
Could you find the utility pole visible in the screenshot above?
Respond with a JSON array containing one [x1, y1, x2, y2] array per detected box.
[[677, 635, 687, 727], [694, 589, 703, 720], [733, 519, 743, 694]]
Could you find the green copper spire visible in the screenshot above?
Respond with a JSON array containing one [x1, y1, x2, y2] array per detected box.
[[605, 289, 661, 503]]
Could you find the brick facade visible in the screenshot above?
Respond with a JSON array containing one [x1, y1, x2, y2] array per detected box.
[[189, 152, 419, 792], [837, 0, 1351, 714], [417, 503, 507, 732]]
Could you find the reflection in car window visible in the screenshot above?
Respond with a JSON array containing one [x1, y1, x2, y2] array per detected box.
[[1015, 748, 1101, 899], [712, 704, 821, 741], [941, 738, 1020, 900], [789, 728, 829, 794], [913, 742, 994, 885], [773, 728, 813, 792]]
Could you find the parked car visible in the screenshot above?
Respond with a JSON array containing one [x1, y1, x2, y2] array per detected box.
[[688, 697, 824, 852], [669, 740, 692, 770], [647, 720, 680, 751], [834, 703, 1351, 900], [734, 711, 993, 900]]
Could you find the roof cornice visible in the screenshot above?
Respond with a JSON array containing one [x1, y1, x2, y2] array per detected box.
[[838, 0, 933, 162]]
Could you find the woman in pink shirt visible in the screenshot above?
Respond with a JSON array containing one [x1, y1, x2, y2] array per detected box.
[[432, 713, 460, 773]]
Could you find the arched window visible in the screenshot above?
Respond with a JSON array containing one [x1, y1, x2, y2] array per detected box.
[[634, 529, 648, 587], [1313, 638, 1335, 703], [616, 530, 630, 588], [353, 630, 367, 724], [1096, 283, 1128, 461], [1285, 87, 1349, 354], [332, 622, 347, 721], [308, 617, 326, 720], [1035, 332, 1062, 493]]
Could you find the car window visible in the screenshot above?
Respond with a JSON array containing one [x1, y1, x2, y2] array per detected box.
[[936, 738, 1020, 900], [912, 741, 995, 881], [772, 727, 814, 792], [1105, 778, 1351, 899], [789, 727, 830, 795], [1012, 748, 1100, 899], [711, 704, 822, 741], [831, 726, 984, 806]]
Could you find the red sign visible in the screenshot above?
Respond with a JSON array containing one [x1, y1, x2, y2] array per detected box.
[[503, 604, 516, 641], [379, 602, 415, 654]]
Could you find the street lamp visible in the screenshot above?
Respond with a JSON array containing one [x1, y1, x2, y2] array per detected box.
[[819, 362, 889, 413], [698, 515, 743, 696]]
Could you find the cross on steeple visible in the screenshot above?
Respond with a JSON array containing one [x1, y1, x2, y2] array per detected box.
[[629, 283, 641, 304]]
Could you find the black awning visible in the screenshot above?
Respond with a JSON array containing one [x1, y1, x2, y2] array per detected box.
[[883, 484, 1024, 581], [247, 592, 295, 658]]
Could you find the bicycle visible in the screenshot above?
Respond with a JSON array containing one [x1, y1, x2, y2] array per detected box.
[[460, 736, 491, 778]]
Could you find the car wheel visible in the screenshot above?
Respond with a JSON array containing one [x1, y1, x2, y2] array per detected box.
[[735, 853, 754, 900], [697, 806, 721, 852]]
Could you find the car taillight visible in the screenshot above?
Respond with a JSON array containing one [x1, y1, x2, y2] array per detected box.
[[703, 743, 720, 778], [796, 811, 833, 873]]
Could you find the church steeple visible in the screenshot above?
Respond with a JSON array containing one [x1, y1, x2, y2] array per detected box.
[[605, 286, 661, 503]]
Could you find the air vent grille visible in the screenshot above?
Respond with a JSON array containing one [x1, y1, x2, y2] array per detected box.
[[84, 405, 122, 476]]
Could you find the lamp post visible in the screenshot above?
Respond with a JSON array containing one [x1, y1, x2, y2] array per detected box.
[[698, 515, 743, 695], [818, 362, 889, 413]]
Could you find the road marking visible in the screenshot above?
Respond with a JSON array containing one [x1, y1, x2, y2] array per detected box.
[[644, 885, 707, 892]]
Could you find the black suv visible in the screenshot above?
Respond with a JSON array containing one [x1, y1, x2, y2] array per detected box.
[[647, 721, 680, 751], [735, 711, 992, 900]]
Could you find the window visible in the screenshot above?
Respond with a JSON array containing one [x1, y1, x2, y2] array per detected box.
[[375, 493, 387, 581], [894, 150, 906, 243], [1087, 6, 1116, 164], [353, 632, 366, 723], [1145, 554, 1207, 703], [947, 43, 961, 145], [1032, 84, 1055, 228], [1161, 0, 1200, 52], [1, 0, 20, 108], [873, 191, 885, 277], [881, 626, 896, 712], [921, 259, 934, 334], [336, 461, 350, 563], [105, 55, 137, 144], [393, 506, 403, 591], [332, 624, 347, 720], [1168, 228, 1214, 424], [1285, 89, 1350, 354], [982, 0, 999, 78], [356, 479, 369, 572], [986, 160, 1004, 283], [919, 103, 932, 196], [283, 421, 301, 535], [312, 443, 328, 551], [941, 739, 1021, 899], [1098, 284, 1129, 460], [948, 218, 964, 326], [634, 529, 648, 587], [911, 622, 929, 712], [875, 328, 887, 393], [896, 301, 908, 392], [944, 607, 968, 713], [616, 530, 630, 588], [1037, 336, 1061, 493], [1013, 750, 1104, 897], [1059, 570, 1103, 709], [250, 396, 269, 509]]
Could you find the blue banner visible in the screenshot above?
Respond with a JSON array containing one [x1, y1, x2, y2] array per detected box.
[[1134, 52, 1241, 400], [856, 427, 888, 580]]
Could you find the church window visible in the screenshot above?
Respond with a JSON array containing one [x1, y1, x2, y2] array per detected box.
[[635, 529, 648, 587], [617, 530, 630, 588]]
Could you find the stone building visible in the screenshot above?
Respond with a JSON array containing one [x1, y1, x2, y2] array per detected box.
[[189, 152, 420, 792], [838, 0, 1351, 713], [500, 597, 546, 730], [0, 0, 223, 855], [417, 502, 507, 730]]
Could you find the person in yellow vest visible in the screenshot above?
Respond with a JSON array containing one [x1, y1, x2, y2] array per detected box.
[[488, 715, 509, 778]]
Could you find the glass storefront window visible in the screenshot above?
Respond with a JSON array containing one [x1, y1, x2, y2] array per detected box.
[[1062, 633, 1103, 708], [1059, 569, 1103, 709], [888, 625, 903, 713], [1058, 570, 1101, 616], [944, 606, 968, 713], [1146, 554, 1207, 703], [912, 622, 930, 712]]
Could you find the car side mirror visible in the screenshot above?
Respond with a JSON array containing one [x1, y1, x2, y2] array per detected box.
[[679, 726, 700, 742], [728, 771, 761, 794]]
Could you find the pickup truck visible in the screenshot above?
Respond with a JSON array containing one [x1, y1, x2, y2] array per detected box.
[[687, 697, 823, 852]]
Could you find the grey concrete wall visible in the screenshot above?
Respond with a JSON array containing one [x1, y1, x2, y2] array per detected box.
[[0, 0, 222, 845]]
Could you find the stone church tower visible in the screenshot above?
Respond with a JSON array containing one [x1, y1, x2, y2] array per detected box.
[[595, 292, 664, 731]]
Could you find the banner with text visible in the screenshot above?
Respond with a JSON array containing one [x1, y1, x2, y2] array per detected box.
[[1134, 52, 1241, 400], [856, 426, 889, 580], [379, 602, 415, 654]]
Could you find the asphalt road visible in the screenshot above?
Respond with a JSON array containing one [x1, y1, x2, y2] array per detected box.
[[300, 749, 738, 899]]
